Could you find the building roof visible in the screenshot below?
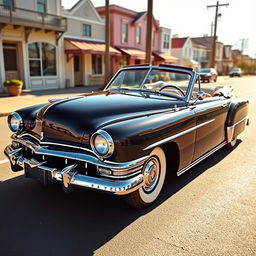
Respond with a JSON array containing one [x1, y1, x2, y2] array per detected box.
[[132, 11, 146, 24], [191, 37, 213, 48], [171, 37, 188, 48]]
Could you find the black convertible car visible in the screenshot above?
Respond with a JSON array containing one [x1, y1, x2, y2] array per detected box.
[[4, 64, 249, 208]]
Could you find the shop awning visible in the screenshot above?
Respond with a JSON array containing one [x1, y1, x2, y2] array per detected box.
[[153, 52, 178, 63], [117, 47, 146, 60], [64, 39, 121, 55]]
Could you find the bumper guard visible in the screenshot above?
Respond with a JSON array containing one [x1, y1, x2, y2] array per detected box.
[[4, 144, 146, 195]]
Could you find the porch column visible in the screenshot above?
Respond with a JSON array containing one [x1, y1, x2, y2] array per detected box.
[[0, 38, 5, 91], [58, 36, 65, 88], [21, 39, 30, 89]]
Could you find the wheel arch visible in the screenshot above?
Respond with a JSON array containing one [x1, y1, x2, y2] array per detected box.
[[225, 99, 249, 143], [162, 141, 180, 177]]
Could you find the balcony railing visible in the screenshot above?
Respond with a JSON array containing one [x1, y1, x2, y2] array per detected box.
[[0, 4, 67, 32]]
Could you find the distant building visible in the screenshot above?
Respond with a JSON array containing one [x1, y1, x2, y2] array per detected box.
[[191, 36, 224, 73], [222, 45, 233, 74], [0, 0, 67, 92], [171, 37, 198, 69], [62, 0, 120, 87], [232, 49, 242, 66], [191, 39, 208, 70], [154, 27, 178, 65], [96, 4, 177, 74]]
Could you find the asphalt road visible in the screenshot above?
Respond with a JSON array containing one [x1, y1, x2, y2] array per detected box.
[[0, 76, 255, 256]]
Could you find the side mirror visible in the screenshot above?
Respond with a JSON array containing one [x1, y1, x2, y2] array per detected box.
[[197, 91, 209, 100]]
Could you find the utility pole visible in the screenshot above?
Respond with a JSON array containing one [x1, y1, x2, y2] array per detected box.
[[207, 1, 229, 68], [104, 0, 110, 84], [145, 0, 153, 64], [239, 38, 248, 62]]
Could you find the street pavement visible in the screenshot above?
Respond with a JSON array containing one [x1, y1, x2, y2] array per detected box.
[[0, 76, 255, 256]]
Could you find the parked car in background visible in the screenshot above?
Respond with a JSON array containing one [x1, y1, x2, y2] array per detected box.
[[230, 68, 242, 77], [4, 64, 249, 209], [199, 68, 218, 82]]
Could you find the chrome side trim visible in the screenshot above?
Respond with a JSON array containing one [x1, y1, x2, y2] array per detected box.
[[229, 116, 248, 129], [226, 117, 248, 143], [144, 119, 215, 150], [177, 141, 227, 176]]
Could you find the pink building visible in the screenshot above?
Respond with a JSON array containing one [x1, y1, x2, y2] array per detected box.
[[97, 5, 176, 74]]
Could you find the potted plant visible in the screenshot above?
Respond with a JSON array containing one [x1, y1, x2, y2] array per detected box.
[[4, 79, 23, 96]]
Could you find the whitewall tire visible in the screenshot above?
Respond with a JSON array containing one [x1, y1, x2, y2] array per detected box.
[[125, 147, 166, 209]]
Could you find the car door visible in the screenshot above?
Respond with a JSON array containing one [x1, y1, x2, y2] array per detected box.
[[192, 97, 229, 160]]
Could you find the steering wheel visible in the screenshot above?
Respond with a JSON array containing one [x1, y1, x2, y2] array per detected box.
[[159, 85, 185, 96]]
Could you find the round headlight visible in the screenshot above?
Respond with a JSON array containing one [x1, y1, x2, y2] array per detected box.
[[91, 130, 114, 158], [8, 112, 23, 133]]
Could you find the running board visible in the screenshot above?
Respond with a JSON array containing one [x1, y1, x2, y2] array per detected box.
[[177, 141, 227, 176]]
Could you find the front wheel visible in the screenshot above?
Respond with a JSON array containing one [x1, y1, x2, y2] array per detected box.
[[124, 147, 166, 209]]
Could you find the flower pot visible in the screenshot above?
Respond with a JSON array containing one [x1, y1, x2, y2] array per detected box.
[[6, 85, 23, 96]]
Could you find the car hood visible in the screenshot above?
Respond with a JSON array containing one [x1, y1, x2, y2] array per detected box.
[[38, 91, 184, 147]]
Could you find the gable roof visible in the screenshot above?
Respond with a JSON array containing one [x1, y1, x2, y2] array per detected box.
[[171, 37, 188, 48], [67, 0, 102, 23], [191, 37, 213, 48], [132, 11, 146, 24], [97, 5, 159, 30]]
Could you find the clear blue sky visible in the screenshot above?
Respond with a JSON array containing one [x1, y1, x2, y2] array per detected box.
[[62, 0, 256, 58]]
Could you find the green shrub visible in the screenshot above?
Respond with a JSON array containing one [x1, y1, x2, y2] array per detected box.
[[4, 79, 23, 87]]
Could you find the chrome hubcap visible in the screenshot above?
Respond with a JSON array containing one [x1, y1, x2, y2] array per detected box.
[[143, 157, 160, 192]]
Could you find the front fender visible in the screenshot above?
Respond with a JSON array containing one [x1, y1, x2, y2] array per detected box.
[[102, 108, 195, 162], [11, 104, 48, 132]]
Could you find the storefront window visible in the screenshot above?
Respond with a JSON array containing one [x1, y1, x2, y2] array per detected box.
[[92, 54, 102, 75], [28, 42, 56, 76]]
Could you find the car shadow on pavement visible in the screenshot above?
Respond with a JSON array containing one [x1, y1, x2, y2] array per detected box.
[[0, 141, 241, 256]]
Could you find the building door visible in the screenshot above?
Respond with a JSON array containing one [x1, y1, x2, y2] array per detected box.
[[3, 43, 20, 80], [74, 55, 82, 86]]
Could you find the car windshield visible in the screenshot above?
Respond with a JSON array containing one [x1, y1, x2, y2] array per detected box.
[[107, 68, 191, 99], [200, 68, 211, 73]]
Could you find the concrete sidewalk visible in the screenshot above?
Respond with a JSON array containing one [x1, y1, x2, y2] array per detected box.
[[0, 85, 102, 117]]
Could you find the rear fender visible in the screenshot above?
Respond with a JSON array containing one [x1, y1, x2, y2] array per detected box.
[[226, 99, 249, 143]]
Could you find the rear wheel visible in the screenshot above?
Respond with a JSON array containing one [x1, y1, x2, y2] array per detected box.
[[125, 147, 166, 209], [226, 136, 237, 149]]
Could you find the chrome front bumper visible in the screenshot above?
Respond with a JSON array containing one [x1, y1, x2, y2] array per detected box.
[[4, 143, 147, 195]]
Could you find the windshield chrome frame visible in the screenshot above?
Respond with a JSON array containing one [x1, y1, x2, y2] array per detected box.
[[104, 65, 197, 103]]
